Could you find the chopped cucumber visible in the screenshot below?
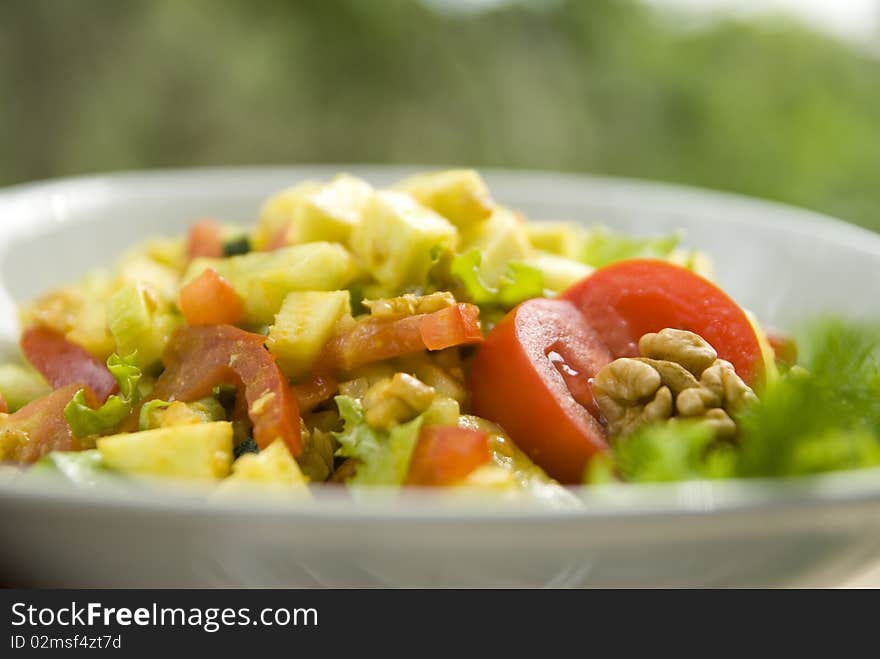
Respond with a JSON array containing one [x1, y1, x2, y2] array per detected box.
[[267, 290, 352, 379], [524, 253, 593, 293], [184, 242, 359, 327], [460, 206, 532, 288], [350, 190, 458, 289], [0, 363, 51, 412], [394, 169, 493, 229], [97, 421, 234, 480]]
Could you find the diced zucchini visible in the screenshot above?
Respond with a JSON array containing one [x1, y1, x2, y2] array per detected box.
[[140, 398, 226, 431], [296, 174, 372, 243], [97, 421, 233, 480], [524, 253, 593, 293], [460, 206, 532, 287], [253, 180, 321, 251], [106, 284, 182, 371], [256, 175, 372, 248], [350, 190, 458, 290], [0, 363, 51, 412], [21, 271, 117, 359], [393, 169, 493, 229], [218, 438, 310, 496], [421, 396, 461, 427], [267, 290, 352, 379], [525, 221, 588, 260], [115, 251, 180, 303], [184, 243, 359, 327]]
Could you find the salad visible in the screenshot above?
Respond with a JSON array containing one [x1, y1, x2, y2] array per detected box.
[[1, 169, 878, 499]]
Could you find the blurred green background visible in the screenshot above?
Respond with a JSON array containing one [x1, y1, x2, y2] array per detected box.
[[1, 0, 879, 231]]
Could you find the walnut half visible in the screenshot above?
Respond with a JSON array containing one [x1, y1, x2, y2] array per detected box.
[[593, 329, 756, 440]]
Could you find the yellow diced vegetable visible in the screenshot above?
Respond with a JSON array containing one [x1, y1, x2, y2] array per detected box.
[[267, 290, 352, 379], [394, 169, 493, 229], [97, 422, 233, 480], [350, 191, 458, 290]]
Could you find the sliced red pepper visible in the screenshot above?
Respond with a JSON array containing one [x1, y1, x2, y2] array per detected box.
[[21, 326, 118, 403], [178, 268, 245, 326], [144, 325, 302, 455], [186, 220, 224, 260], [325, 303, 482, 372], [0, 384, 96, 463], [406, 426, 492, 486]]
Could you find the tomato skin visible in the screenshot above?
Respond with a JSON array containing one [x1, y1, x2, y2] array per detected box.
[[406, 426, 491, 486], [21, 326, 118, 403], [470, 298, 612, 484], [325, 303, 482, 372], [767, 330, 797, 367], [186, 220, 224, 260], [0, 384, 96, 463], [178, 268, 245, 326], [420, 303, 483, 350], [144, 325, 302, 455], [291, 372, 338, 413], [561, 259, 765, 385]]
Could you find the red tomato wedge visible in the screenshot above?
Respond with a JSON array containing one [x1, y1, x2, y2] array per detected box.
[[0, 384, 96, 463], [470, 298, 612, 484], [325, 303, 482, 372], [767, 330, 797, 367], [0, 393, 7, 415], [143, 325, 302, 455], [291, 373, 338, 413], [420, 304, 482, 350], [21, 326, 118, 403], [406, 426, 491, 486], [561, 259, 765, 385], [186, 220, 224, 260], [178, 268, 245, 326]]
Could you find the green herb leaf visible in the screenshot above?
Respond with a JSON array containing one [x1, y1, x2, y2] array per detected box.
[[735, 319, 880, 477], [234, 437, 260, 459], [223, 235, 251, 257]]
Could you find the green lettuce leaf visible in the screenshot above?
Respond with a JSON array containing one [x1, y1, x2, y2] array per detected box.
[[450, 249, 544, 307], [581, 225, 680, 267], [333, 395, 423, 487], [64, 352, 143, 438]]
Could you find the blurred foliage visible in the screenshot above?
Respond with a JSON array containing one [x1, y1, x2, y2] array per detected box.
[[1, 0, 879, 230]]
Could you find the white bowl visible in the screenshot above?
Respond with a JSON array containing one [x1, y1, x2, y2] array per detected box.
[[1, 165, 879, 588]]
